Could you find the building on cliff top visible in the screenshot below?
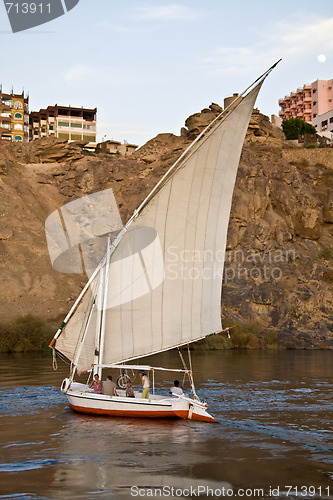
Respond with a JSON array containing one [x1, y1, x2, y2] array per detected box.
[[0, 88, 29, 143], [279, 79, 333, 140], [29, 104, 97, 149], [96, 139, 138, 156]]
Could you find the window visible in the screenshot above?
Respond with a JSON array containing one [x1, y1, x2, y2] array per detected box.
[[2, 99, 12, 107], [312, 88, 317, 94], [70, 134, 81, 141], [83, 124, 95, 130], [14, 123, 23, 130], [49, 125, 53, 130], [313, 113, 317, 118], [71, 123, 82, 128], [14, 101, 23, 110], [58, 133, 69, 140], [14, 135, 23, 141], [58, 121, 69, 127], [14, 112, 23, 119]]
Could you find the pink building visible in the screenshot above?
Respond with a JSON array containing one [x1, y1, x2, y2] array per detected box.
[[279, 79, 333, 124]]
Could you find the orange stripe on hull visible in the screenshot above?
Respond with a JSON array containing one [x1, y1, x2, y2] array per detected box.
[[171, 409, 189, 419], [70, 404, 179, 419], [191, 412, 217, 423]]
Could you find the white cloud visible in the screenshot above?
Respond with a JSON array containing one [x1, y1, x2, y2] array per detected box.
[[279, 17, 333, 53], [201, 16, 333, 78], [135, 4, 199, 21], [64, 65, 97, 83]]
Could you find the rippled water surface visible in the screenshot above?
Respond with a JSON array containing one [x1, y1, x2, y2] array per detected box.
[[0, 350, 332, 499]]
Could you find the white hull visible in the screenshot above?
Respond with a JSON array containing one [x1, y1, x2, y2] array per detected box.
[[64, 383, 217, 423]]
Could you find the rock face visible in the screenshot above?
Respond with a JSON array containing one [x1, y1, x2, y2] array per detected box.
[[225, 146, 333, 348], [0, 106, 332, 347]]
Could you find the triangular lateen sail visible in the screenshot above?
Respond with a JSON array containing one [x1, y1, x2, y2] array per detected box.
[[101, 82, 263, 365], [54, 80, 264, 372]]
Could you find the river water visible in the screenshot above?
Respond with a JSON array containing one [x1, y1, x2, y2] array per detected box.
[[0, 350, 332, 500]]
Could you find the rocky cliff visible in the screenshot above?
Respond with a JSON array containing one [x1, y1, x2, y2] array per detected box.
[[0, 106, 332, 348]]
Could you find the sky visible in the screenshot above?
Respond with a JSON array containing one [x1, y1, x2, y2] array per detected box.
[[0, 0, 332, 146]]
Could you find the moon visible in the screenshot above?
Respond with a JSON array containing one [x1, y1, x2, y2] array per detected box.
[[317, 54, 326, 63]]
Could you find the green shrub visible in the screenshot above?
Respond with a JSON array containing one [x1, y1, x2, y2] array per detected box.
[[195, 334, 233, 350], [0, 315, 52, 352], [262, 330, 278, 349], [231, 330, 259, 348], [223, 321, 260, 348], [282, 118, 316, 140]]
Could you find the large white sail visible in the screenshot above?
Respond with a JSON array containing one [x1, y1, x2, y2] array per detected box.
[[54, 81, 263, 372], [54, 270, 101, 372]]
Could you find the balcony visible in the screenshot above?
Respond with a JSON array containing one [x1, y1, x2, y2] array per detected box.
[[0, 122, 11, 130], [1, 99, 13, 108]]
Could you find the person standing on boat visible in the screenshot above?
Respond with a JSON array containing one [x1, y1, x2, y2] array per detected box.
[[103, 375, 117, 396], [139, 371, 150, 399], [89, 374, 103, 394]]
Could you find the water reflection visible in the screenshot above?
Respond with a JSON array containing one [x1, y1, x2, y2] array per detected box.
[[49, 416, 231, 499]]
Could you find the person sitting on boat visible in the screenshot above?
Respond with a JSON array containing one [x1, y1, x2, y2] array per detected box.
[[89, 373, 103, 394], [103, 375, 117, 396], [170, 380, 184, 396], [139, 371, 150, 399], [125, 381, 135, 398]]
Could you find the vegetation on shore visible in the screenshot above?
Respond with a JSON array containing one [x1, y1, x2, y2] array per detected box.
[[194, 322, 278, 350], [0, 315, 53, 353], [0, 315, 278, 353]]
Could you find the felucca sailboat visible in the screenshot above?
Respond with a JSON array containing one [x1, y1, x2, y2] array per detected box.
[[49, 62, 280, 422]]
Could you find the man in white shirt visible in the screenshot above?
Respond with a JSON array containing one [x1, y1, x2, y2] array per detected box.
[[170, 379, 184, 396]]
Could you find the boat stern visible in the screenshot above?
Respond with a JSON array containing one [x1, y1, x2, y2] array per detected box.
[[172, 397, 217, 423], [189, 403, 217, 423]]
